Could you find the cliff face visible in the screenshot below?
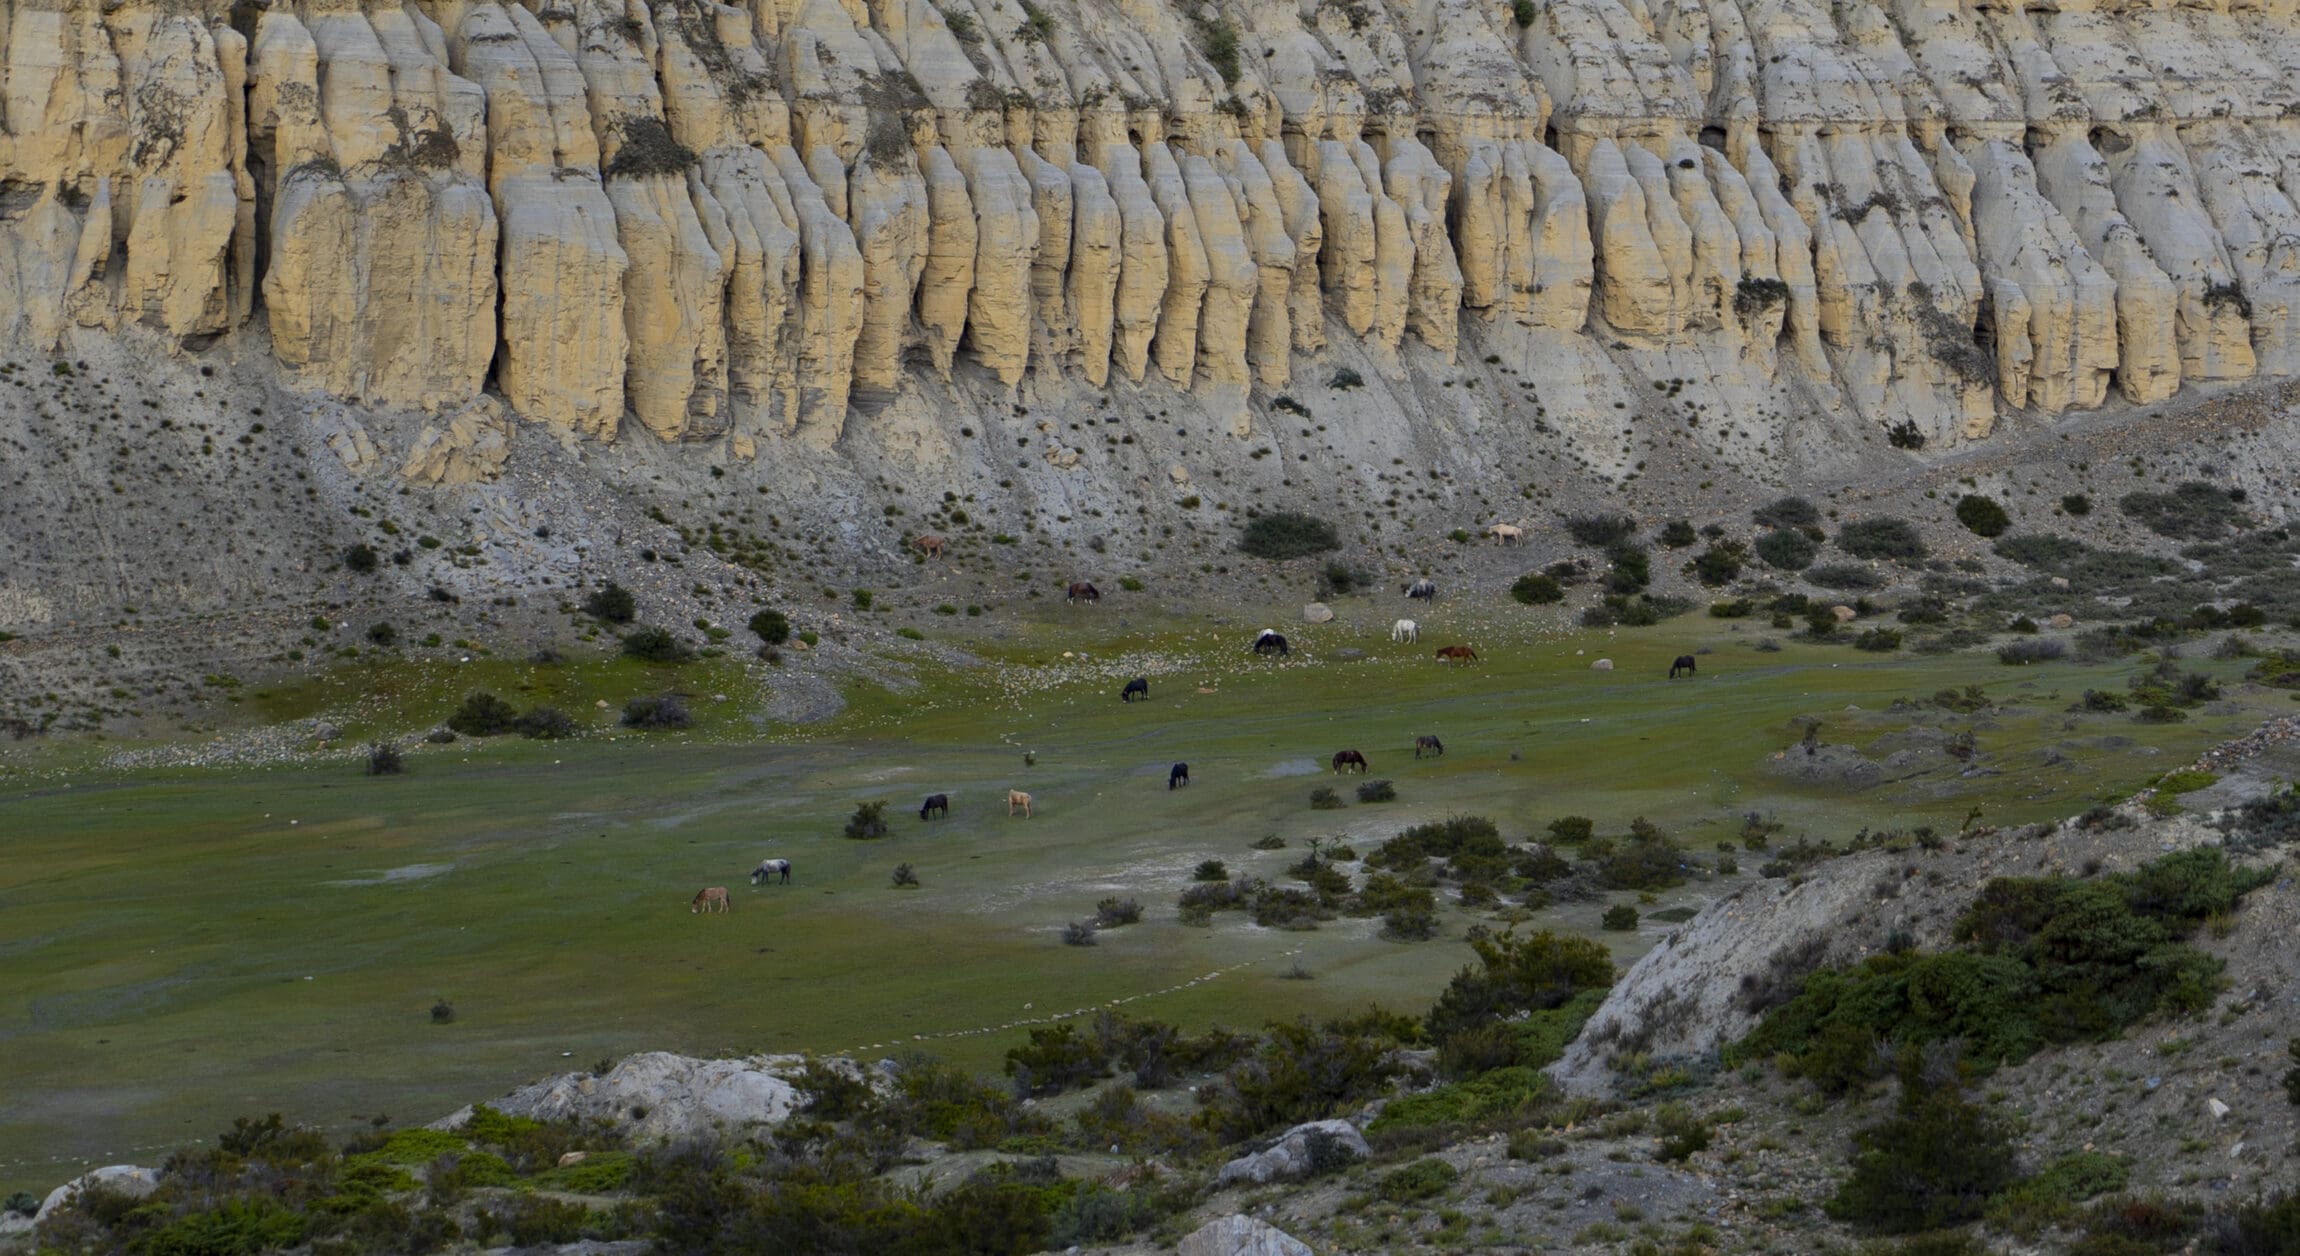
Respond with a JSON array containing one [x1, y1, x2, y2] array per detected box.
[[4, 0, 2297, 452]]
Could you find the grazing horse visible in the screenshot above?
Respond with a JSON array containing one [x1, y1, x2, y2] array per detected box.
[[749, 859, 791, 886], [1007, 789, 1033, 817], [1066, 581, 1101, 603], [1121, 677, 1149, 703], [1486, 523, 1524, 546], [918, 793, 949, 821], [1252, 630, 1290, 657], [1435, 645, 1479, 663], [1331, 750, 1368, 774], [1415, 735, 1445, 759], [691, 886, 730, 913], [912, 534, 947, 559], [1391, 618, 1419, 643], [1669, 655, 1698, 679], [1405, 579, 1438, 601], [1169, 762, 1189, 789]]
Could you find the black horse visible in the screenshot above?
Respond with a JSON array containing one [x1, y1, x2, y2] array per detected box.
[[1122, 677, 1149, 702], [1405, 579, 1438, 601], [1414, 735, 1445, 759], [1669, 655, 1698, 679], [1067, 581, 1101, 603], [1169, 763, 1189, 789], [1253, 630, 1290, 657], [919, 793, 949, 820]]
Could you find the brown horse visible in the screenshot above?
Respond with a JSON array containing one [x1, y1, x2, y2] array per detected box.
[[1007, 789, 1033, 817], [912, 534, 947, 559], [1331, 750, 1368, 774], [1414, 735, 1445, 759], [690, 886, 730, 914], [1067, 582, 1101, 603], [1435, 645, 1479, 663]]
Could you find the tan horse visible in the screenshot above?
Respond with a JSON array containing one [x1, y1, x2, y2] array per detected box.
[[1007, 789, 1033, 817], [690, 886, 730, 914], [912, 534, 947, 559], [1485, 523, 1524, 546]]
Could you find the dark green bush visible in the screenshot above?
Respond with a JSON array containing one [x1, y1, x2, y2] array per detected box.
[[747, 608, 790, 643], [1955, 495, 2011, 537], [446, 691, 519, 736], [2061, 493, 2093, 516], [1425, 928, 1614, 1044], [1195, 1015, 1412, 1141], [585, 582, 637, 623], [2120, 482, 2247, 540], [844, 801, 889, 840], [1192, 860, 1229, 881], [1838, 518, 1927, 561], [513, 706, 576, 740], [1756, 528, 1818, 570], [1564, 513, 1639, 547], [1754, 496, 1821, 529], [1997, 638, 2066, 665], [1601, 905, 1638, 931], [1807, 563, 1884, 590], [620, 693, 690, 729], [1659, 520, 1698, 548], [1238, 511, 1339, 559], [1509, 573, 1565, 605], [1004, 1025, 1109, 1097], [1827, 1060, 2017, 1233], [1689, 540, 1748, 586], [1710, 598, 1753, 618], [1855, 628, 1903, 652], [1603, 545, 1651, 593], [1355, 778, 1396, 803], [620, 626, 693, 664], [345, 543, 379, 574], [1377, 1158, 1459, 1203]]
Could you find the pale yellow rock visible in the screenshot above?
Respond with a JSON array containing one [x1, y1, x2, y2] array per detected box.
[[1383, 136, 1462, 359], [1099, 146, 1167, 386], [402, 398, 514, 484], [770, 145, 866, 433], [1313, 139, 1378, 337], [955, 145, 1039, 385], [1144, 143, 1207, 388], [1065, 162, 1122, 386], [916, 145, 977, 380], [1258, 140, 1325, 354], [1182, 151, 1257, 391], [847, 147, 931, 394]]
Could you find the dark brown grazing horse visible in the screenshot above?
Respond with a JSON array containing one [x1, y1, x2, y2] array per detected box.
[[1169, 762, 1189, 789], [1435, 645, 1479, 663], [919, 793, 949, 820], [1332, 750, 1368, 774], [1253, 630, 1290, 656], [1067, 581, 1101, 603], [1415, 735, 1445, 759], [1121, 677, 1149, 702], [1669, 655, 1698, 679]]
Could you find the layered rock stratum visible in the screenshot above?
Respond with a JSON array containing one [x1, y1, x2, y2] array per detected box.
[[8, 0, 2300, 454]]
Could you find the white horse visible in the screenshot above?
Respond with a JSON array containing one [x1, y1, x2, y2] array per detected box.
[[1391, 618, 1419, 643], [749, 858, 792, 885], [1486, 523, 1524, 545]]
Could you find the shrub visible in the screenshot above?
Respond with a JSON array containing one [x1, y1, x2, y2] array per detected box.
[[1564, 513, 1639, 547], [1955, 494, 2011, 538], [1828, 1061, 2017, 1233], [620, 693, 690, 729], [2079, 688, 2130, 712], [891, 862, 919, 888], [2119, 482, 2246, 540], [446, 691, 519, 736], [345, 543, 379, 573], [1238, 511, 1338, 559], [1510, 573, 1565, 605], [1710, 598, 1753, 618], [1854, 628, 1903, 652], [1689, 540, 1748, 586], [364, 742, 405, 775], [1425, 928, 1614, 1043], [514, 706, 575, 740], [138, 1198, 307, 1256], [747, 608, 790, 643], [1062, 921, 1098, 946], [1308, 786, 1344, 810], [2, 1192, 36, 1217], [1603, 544, 1651, 593], [620, 626, 692, 664], [584, 582, 637, 623], [844, 801, 889, 840], [1601, 905, 1638, 931], [1193, 860, 1229, 882], [1756, 528, 1818, 570], [1510, 0, 1535, 23], [1807, 563, 1883, 590], [1328, 367, 1365, 390], [1659, 520, 1698, 548], [1378, 1158, 1459, 1203], [1887, 420, 1927, 450], [1754, 496, 1822, 529], [1997, 638, 2066, 665], [1356, 779, 1396, 803], [2284, 1037, 2300, 1106], [1094, 897, 1142, 927], [1548, 816, 1593, 842], [1004, 1025, 1108, 1096], [1382, 907, 1441, 940], [2061, 493, 2093, 516], [1838, 518, 1927, 561]]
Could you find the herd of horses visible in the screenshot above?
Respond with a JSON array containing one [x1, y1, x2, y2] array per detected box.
[[691, 580, 1707, 911]]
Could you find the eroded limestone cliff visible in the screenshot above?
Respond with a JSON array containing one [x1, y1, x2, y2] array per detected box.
[[5, 0, 2297, 452]]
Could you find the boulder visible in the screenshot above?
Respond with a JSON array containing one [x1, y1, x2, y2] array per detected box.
[[1179, 1214, 1317, 1256], [37, 1166, 160, 1223], [2048, 614, 2074, 629], [1831, 605, 1857, 623], [1301, 603, 1333, 624], [1214, 1118, 1368, 1186], [442, 1051, 809, 1143], [1590, 658, 1614, 671]]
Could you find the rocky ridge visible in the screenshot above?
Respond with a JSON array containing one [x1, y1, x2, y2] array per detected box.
[[8, 0, 2300, 461]]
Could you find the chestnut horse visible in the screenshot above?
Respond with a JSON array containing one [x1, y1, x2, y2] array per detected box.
[[1435, 645, 1479, 663], [912, 534, 947, 559], [1067, 582, 1101, 603], [1331, 750, 1368, 774]]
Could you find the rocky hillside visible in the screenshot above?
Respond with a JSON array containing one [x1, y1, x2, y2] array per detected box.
[[9, 0, 2300, 453]]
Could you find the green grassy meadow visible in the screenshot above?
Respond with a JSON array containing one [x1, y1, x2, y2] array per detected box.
[[0, 613, 2277, 1193]]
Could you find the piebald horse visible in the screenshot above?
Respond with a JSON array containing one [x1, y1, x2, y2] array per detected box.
[[749, 859, 791, 885]]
